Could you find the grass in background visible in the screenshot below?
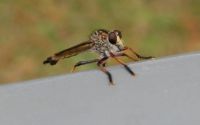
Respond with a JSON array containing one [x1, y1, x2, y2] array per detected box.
[[0, 0, 200, 83]]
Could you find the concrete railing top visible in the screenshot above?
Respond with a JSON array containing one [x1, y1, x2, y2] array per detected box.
[[0, 52, 200, 125]]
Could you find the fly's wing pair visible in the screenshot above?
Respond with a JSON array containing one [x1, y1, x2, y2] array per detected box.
[[43, 41, 94, 65]]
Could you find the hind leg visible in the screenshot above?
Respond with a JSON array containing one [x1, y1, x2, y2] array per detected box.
[[71, 59, 99, 72]]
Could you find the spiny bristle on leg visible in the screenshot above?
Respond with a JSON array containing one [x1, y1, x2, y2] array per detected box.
[[43, 57, 58, 65]]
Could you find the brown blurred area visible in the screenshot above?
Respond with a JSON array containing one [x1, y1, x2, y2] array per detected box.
[[0, 0, 200, 84]]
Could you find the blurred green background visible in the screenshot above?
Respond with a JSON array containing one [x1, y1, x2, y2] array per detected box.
[[0, 0, 200, 84]]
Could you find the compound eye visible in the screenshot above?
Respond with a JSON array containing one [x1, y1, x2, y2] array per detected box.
[[108, 32, 117, 44]]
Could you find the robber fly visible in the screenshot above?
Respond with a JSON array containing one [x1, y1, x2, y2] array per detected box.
[[43, 29, 153, 85]]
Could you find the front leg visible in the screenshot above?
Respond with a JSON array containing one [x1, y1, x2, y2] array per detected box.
[[114, 52, 139, 61], [123, 46, 154, 60]]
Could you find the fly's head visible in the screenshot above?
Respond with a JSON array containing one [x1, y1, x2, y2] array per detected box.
[[108, 30, 125, 52]]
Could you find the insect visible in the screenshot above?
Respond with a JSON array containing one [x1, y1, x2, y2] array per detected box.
[[43, 29, 153, 85]]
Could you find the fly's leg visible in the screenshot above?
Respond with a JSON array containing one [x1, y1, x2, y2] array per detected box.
[[71, 59, 99, 72], [115, 53, 139, 61], [97, 57, 114, 85], [123, 47, 154, 60], [110, 52, 135, 76], [102, 62, 106, 67], [128, 47, 154, 59]]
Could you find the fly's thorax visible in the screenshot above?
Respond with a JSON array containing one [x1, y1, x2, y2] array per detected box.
[[89, 29, 110, 54], [89, 29, 125, 57], [90, 41, 122, 58], [90, 38, 110, 54], [90, 29, 108, 41]]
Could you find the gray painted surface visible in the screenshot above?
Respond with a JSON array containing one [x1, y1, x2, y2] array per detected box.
[[0, 53, 200, 125]]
